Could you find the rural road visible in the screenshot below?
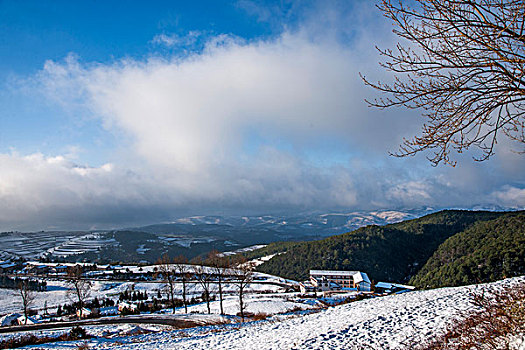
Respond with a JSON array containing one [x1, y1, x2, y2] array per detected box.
[[0, 314, 223, 334]]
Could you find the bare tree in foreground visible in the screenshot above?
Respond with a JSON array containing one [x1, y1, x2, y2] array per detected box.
[[192, 260, 214, 314], [231, 256, 255, 322], [156, 254, 178, 314], [18, 279, 35, 324], [207, 250, 231, 315], [362, 0, 525, 166], [66, 266, 91, 319], [172, 255, 189, 313]]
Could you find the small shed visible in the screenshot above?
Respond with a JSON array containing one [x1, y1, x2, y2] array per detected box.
[[17, 315, 38, 325], [353, 272, 372, 292], [76, 308, 92, 318], [299, 281, 316, 294]]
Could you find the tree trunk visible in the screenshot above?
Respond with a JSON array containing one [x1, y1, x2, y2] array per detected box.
[[218, 277, 224, 315], [182, 280, 187, 313], [206, 291, 211, 314], [171, 290, 176, 314], [239, 289, 244, 322], [77, 289, 83, 319]]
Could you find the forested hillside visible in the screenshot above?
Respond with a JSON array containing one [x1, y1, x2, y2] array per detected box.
[[410, 212, 525, 288], [253, 210, 509, 282]]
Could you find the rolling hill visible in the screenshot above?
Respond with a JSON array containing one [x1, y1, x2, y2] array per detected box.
[[410, 211, 525, 288], [251, 210, 524, 286]]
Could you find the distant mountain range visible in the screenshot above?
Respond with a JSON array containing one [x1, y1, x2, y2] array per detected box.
[[0, 206, 520, 263], [130, 208, 438, 238]]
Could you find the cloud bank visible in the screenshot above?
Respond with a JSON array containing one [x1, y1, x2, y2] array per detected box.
[[1, 4, 523, 230]]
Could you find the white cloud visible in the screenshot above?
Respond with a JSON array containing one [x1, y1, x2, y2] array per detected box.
[[151, 31, 204, 48], [39, 28, 410, 170], [491, 186, 525, 208], [386, 181, 432, 206], [1, 6, 523, 230]]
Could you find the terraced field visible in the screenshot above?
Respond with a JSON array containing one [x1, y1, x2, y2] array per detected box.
[[0, 231, 114, 260]]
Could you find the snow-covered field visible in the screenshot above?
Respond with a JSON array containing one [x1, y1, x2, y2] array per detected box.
[[0, 278, 287, 315], [4, 277, 523, 349]]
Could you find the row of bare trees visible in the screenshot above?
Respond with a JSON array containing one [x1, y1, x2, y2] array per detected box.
[[156, 251, 255, 321], [16, 252, 255, 323]]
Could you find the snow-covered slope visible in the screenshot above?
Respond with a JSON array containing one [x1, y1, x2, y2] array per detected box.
[[26, 277, 524, 350]]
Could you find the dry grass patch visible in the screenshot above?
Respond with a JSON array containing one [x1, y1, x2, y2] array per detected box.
[[414, 282, 525, 350]]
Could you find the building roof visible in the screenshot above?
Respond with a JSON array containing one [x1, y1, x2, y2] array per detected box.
[[0, 313, 21, 326], [17, 316, 38, 324], [310, 270, 371, 284], [353, 272, 371, 284], [310, 270, 359, 276], [99, 306, 119, 315], [375, 282, 415, 290]]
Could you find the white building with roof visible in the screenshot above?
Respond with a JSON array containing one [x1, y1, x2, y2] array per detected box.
[[310, 270, 371, 291]]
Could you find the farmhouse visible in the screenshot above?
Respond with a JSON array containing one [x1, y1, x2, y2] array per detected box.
[[310, 270, 371, 291]]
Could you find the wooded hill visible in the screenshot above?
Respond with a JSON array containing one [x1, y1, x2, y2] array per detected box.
[[249, 210, 524, 288], [410, 212, 524, 288]]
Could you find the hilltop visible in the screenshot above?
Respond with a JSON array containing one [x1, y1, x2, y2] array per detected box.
[[250, 210, 524, 287]]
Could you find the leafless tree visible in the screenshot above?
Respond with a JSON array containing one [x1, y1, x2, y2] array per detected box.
[[18, 279, 35, 324], [172, 255, 190, 313], [207, 250, 232, 315], [66, 265, 91, 319], [192, 259, 214, 314], [231, 256, 255, 322], [362, 0, 525, 166], [156, 254, 178, 314]]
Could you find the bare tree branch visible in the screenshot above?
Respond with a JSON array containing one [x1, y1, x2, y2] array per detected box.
[[207, 250, 232, 315], [192, 259, 215, 314], [156, 254, 178, 314], [230, 256, 255, 322], [18, 279, 35, 325], [172, 255, 190, 314], [66, 265, 91, 319], [362, 0, 525, 165]]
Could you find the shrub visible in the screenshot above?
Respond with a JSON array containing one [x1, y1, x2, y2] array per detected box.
[[252, 312, 269, 321], [0, 326, 90, 349], [413, 282, 525, 349], [70, 326, 88, 340], [76, 342, 90, 350]]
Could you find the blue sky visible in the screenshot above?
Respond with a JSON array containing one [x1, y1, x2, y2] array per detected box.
[[0, 0, 523, 230], [0, 0, 279, 163]]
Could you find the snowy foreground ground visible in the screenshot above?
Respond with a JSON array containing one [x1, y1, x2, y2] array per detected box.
[[5, 276, 524, 350]]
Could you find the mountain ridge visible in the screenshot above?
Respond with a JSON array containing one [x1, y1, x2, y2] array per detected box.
[[249, 210, 524, 287]]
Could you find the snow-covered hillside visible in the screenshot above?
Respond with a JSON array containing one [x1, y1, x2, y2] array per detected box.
[[11, 277, 524, 350]]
